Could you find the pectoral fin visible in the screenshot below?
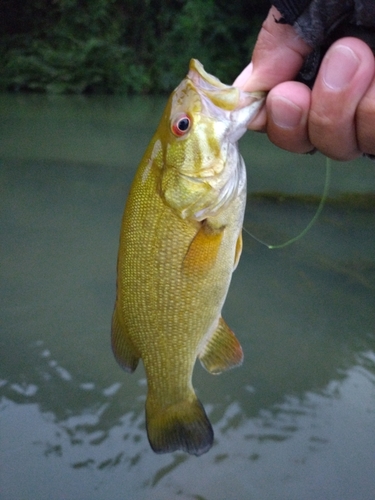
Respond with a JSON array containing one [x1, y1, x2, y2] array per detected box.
[[183, 220, 224, 274], [199, 317, 243, 374], [111, 305, 140, 373]]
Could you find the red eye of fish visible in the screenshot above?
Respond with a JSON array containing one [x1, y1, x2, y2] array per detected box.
[[171, 114, 191, 137]]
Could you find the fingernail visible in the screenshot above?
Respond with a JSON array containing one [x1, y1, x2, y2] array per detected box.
[[233, 62, 253, 88], [270, 96, 303, 129], [323, 45, 360, 90]]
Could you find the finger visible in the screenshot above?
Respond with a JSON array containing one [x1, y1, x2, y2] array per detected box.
[[309, 37, 375, 160], [357, 74, 375, 156], [234, 6, 312, 93], [266, 82, 313, 153]]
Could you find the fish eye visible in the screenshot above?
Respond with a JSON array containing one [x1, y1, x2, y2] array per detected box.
[[171, 114, 191, 137]]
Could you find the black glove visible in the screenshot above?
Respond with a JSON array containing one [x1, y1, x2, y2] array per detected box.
[[273, 0, 375, 86]]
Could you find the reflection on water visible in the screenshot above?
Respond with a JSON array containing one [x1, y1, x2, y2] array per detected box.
[[1, 94, 375, 500]]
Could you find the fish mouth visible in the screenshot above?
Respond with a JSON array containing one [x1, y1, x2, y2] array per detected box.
[[187, 59, 265, 117], [188, 59, 228, 91]]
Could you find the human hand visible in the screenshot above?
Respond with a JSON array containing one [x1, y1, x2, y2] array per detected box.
[[234, 7, 375, 160]]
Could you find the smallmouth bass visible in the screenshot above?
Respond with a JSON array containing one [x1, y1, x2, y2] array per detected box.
[[112, 59, 264, 456]]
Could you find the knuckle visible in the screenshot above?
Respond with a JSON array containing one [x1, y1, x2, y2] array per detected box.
[[267, 126, 313, 154], [308, 105, 361, 160]]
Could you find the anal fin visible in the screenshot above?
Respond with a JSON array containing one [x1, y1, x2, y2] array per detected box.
[[111, 305, 140, 373], [199, 317, 243, 374]]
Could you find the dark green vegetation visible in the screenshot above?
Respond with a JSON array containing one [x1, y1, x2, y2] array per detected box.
[[0, 0, 269, 94]]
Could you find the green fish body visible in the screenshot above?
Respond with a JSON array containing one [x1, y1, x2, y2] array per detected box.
[[112, 59, 264, 456]]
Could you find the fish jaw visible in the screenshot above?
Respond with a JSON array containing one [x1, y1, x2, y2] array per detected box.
[[187, 58, 265, 142]]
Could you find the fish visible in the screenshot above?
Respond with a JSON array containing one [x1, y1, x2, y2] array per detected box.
[[111, 59, 264, 456]]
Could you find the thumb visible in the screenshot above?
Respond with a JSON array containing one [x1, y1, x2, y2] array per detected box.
[[234, 6, 313, 92]]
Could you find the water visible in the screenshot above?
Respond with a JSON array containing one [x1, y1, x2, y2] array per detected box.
[[1, 94, 375, 500]]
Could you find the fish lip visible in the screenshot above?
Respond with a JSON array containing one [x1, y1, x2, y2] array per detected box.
[[187, 58, 266, 118], [188, 59, 228, 90]]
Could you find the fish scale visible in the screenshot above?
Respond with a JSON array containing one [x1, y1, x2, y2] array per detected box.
[[111, 59, 264, 456]]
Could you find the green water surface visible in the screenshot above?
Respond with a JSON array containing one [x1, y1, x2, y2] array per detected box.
[[1, 94, 374, 500]]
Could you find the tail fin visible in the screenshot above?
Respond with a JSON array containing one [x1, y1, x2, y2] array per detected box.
[[146, 393, 213, 456]]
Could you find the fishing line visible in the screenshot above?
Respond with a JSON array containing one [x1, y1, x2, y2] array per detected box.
[[245, 156, 331, 249]]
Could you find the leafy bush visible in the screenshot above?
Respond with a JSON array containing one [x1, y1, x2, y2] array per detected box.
[[0, 0, 268, 94]]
